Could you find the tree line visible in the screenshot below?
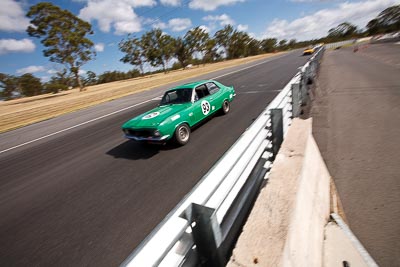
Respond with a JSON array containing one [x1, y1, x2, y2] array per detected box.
[[1, 3, 399, 100]]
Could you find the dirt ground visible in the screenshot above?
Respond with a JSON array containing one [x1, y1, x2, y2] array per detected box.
[[0, 53, 281, 133]]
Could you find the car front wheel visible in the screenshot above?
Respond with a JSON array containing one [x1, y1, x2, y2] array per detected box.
[[174, 123, 190, 146], [221, 100, 230, 115]]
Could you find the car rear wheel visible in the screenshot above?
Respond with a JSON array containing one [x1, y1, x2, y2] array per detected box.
[[174, 123, 190, 146], [221, 100, 230, 115]]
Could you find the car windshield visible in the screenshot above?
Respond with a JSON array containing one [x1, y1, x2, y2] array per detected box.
[[160, 88, 192, 105]]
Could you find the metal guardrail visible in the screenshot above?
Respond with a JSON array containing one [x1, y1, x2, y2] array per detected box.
[[324, 39, 356, 49], [121, 46, 326, 267]]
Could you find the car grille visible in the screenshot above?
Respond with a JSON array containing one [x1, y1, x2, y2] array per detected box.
[[126, 129, 155, 137]]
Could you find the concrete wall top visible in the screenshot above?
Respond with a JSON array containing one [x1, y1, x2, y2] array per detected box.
[[227, 118, 331, 267]]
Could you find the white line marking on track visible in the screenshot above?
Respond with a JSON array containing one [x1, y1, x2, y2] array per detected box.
[[212, 54, 286, 80], [0, 99, 156, 155], [1, 53, 289, 155]]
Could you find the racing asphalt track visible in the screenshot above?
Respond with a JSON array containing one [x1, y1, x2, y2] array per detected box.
[[0, 51, 309, 266]]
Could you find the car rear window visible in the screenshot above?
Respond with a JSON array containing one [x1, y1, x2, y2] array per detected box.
[[206, 82, 220, 94]]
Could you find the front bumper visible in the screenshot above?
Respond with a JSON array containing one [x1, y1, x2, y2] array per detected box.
[[124, 134, 170, 142], [123, 128, 170, 142]]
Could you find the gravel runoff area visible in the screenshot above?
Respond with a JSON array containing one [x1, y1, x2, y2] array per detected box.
[[309, 42, 400, 266], [0, 53, 281, 133]]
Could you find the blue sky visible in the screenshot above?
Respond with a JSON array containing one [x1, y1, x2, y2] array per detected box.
[[0, 0, 398, 80]]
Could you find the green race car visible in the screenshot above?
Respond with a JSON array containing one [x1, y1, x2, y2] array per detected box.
[[122, 80, 235, 145]]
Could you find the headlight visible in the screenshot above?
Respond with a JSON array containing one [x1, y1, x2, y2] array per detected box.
[[153, 130, 161, 137]]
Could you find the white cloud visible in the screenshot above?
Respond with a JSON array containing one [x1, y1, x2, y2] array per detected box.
[[263, 0, 399, 41], [40, 76, 50, 83], [168, 18, 192, 32], [79, 69, 87, 75], [79, 0, 156, 35], [141, 18, 167, 29], [160, 0, 181, 6], [189, 0, 245, 11], [0, 38, 35, 55], [203, 14, 235, 27], [0, 0, 30, 32], [145, 17, 192, 31], [47, 69, 58, 74], [155, 22, 168, 29], [199, 25, 211, 33], [154, 21, 168, 29], [16, 65, 45, 74], [237, 24, 248, 31], [94, 43, 105, 52]]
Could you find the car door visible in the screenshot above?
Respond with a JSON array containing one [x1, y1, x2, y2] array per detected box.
[[192, 84, 212, 124], [205, 82, 222, 114]]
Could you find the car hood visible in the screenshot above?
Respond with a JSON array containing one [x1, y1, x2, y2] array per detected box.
[[122, 104, 189, 128]]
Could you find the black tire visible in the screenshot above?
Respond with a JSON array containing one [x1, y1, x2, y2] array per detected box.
[[221, 100, 230, 115], [174, 123, 190, 146]]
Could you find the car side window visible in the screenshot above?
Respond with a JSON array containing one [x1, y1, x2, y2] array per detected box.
[[195, 84, 210, 100], [166, 91, 178, 102], [206, 82, 220, 95], [160, 89, 193, 105]]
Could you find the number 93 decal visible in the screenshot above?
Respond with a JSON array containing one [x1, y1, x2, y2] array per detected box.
[[201, 100, 211, 115]]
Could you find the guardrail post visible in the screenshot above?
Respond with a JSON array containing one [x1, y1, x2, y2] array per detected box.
[[300, 68, 309, 106], [291, 83, 301, 118], [310, 59, 316, 77], [270, 108, 283, 159], [307, 63, 314, 84], [184, 203, 224, 267]]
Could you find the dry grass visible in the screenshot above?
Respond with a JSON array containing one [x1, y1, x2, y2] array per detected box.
[[0, 53, 283, 133]]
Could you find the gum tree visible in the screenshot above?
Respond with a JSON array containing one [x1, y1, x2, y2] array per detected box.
[[26, 2, 95, 91], [367, 5, 400, 34], [119, 36, 146, 75], [185, 26, 210, 61], [141, 29, 175, 73], [0, 73, 18, 100], [174, 37, 191, 69]]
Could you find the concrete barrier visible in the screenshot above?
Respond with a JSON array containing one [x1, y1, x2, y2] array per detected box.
[[227, 118, 331, 266], [227, 118, 377, 267], [324, 213, 378, 267]]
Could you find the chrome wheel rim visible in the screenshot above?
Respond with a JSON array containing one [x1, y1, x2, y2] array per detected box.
[[223, 101, 229, 112], [178, 126, 189, 142]]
